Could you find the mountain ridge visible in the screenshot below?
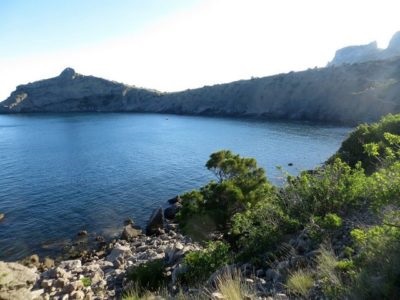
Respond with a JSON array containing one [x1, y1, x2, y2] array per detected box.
[[2, 43, 400, 125]]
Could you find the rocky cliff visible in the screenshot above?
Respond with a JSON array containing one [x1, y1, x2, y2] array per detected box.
[[2, 56, 400, 125], [329, 31, 400, 66]]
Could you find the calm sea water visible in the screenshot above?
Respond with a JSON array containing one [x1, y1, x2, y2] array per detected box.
[[0, 113, 351, 260]]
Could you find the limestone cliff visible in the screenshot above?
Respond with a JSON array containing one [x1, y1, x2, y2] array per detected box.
[[329, 31, 400, 66], [2, 58, 400, 125]]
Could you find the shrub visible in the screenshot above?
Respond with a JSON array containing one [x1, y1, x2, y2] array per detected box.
[[280, 158, 367, 220], [178, 150, 275, 231], [80, 276, 91, 287], [350, 220, 400, 299], [126, 259, 166, 292], [366, 161, 400, 209], [181, 241, 231, 284], [332, 113, 400, 172], [231, 199, 298, 261], [335, 259, 355, 272], [286, 269, 314, 298], [316, 213, 343, 230]]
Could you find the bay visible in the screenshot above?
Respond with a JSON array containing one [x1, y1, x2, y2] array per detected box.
[[0, 113, 351, 260]]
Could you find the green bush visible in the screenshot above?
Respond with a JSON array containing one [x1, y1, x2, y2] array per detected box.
[[126, 259, 167, 292], [350, 219, 400, 299], [231, 199, 298, 261], [178, 150, 275, 231], [316, 213, 343, 230], [366, 161, 400, 209], [181, 241, 231, 284], [280, 158, 367, 220], [332, 113, 400, 172]]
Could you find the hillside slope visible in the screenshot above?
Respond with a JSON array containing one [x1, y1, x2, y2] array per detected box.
[[2, 57, 400, 125]]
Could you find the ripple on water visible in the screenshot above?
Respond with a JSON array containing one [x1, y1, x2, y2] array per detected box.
[[0, 113, 351, 260]]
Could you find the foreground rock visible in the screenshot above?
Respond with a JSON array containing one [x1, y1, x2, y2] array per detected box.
[[0, 261, 39, 300], [146, 207, 164, 235], [12, 226, 202, 299]]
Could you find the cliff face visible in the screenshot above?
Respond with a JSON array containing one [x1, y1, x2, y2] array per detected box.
[[2, 57, 400, 125], [329, 31, 400, 66], [0, 68, 160, 113]]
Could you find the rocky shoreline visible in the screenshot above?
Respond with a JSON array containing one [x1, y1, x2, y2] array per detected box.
[[0, 194, 361, 300], [0, 196, 202, 300]]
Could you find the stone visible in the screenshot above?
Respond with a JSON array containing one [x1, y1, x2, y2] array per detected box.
[[121, 225, 142, 241], [275, 293, 289, 300], [41, 279, 53, 289], [54, 278, 67, 288], [43, 257, 55, 269], [30, 288, 44, 299], [106, 243, 132, 263], [174, 242, 184, 251], [95, 235, 105, 242], [59, 260, 82, 270], [0, 213, 4, 221], [0, 288, 32, 300], [295, 233, 311, 254], [123, 218, 134, 226], [62, 281, 83, 294], [0, 261, 38, 289], [77, 230, 88, 237], [265, 269, 280, 282], [212, 292, 225, 299], [29, 254, 40, 266], [164, 203, 182, 220], [146, 207, 164, 235], [70, 290, 85, 300], [167, 195, 182, 204]]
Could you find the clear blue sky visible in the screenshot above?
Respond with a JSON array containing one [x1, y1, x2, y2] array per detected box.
[[1, 0, 399, 100], [0, 0, 199, 57]]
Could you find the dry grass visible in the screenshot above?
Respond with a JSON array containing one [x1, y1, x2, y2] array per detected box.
[[212, 268, 254, 300], [286, 269, 314, 297], [317, 246, 341, 286]]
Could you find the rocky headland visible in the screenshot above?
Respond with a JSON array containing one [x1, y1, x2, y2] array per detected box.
[[328, 31, 400, 66], [2, 31, 400, 125]]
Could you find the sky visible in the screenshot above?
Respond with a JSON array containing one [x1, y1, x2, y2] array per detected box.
[[1, 0, 400, 100]]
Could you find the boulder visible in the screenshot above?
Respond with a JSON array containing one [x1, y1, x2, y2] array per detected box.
[[164, 203, 182, 220], [0, 261, 39, 300], [29, 254, 40, 267], [168, 195, 182, 205], [121, 225, 142, 241], [43, 257, 55, 269], [123, 218, 134, 226], [59, 259, 82, 270], [77, 230, 88, 237], [145, 207, 164, 235], [106, 243, 132, 263]]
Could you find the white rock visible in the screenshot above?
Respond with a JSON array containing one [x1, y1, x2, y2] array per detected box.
[[59, 260, 82, 270]]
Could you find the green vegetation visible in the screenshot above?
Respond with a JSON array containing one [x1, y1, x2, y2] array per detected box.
[[180, 241, 231, 284], [286, 269, 314, 298], [333, 113, 400, 172], [126, 259, 167, 292], [125, 113, 400, 299], [80, 276, 91, 287]]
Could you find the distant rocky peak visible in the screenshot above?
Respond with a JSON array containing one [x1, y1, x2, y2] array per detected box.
[[328, 31, 400, 66], [59, 67, 77, 80], [387, 31, 400, 52]]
